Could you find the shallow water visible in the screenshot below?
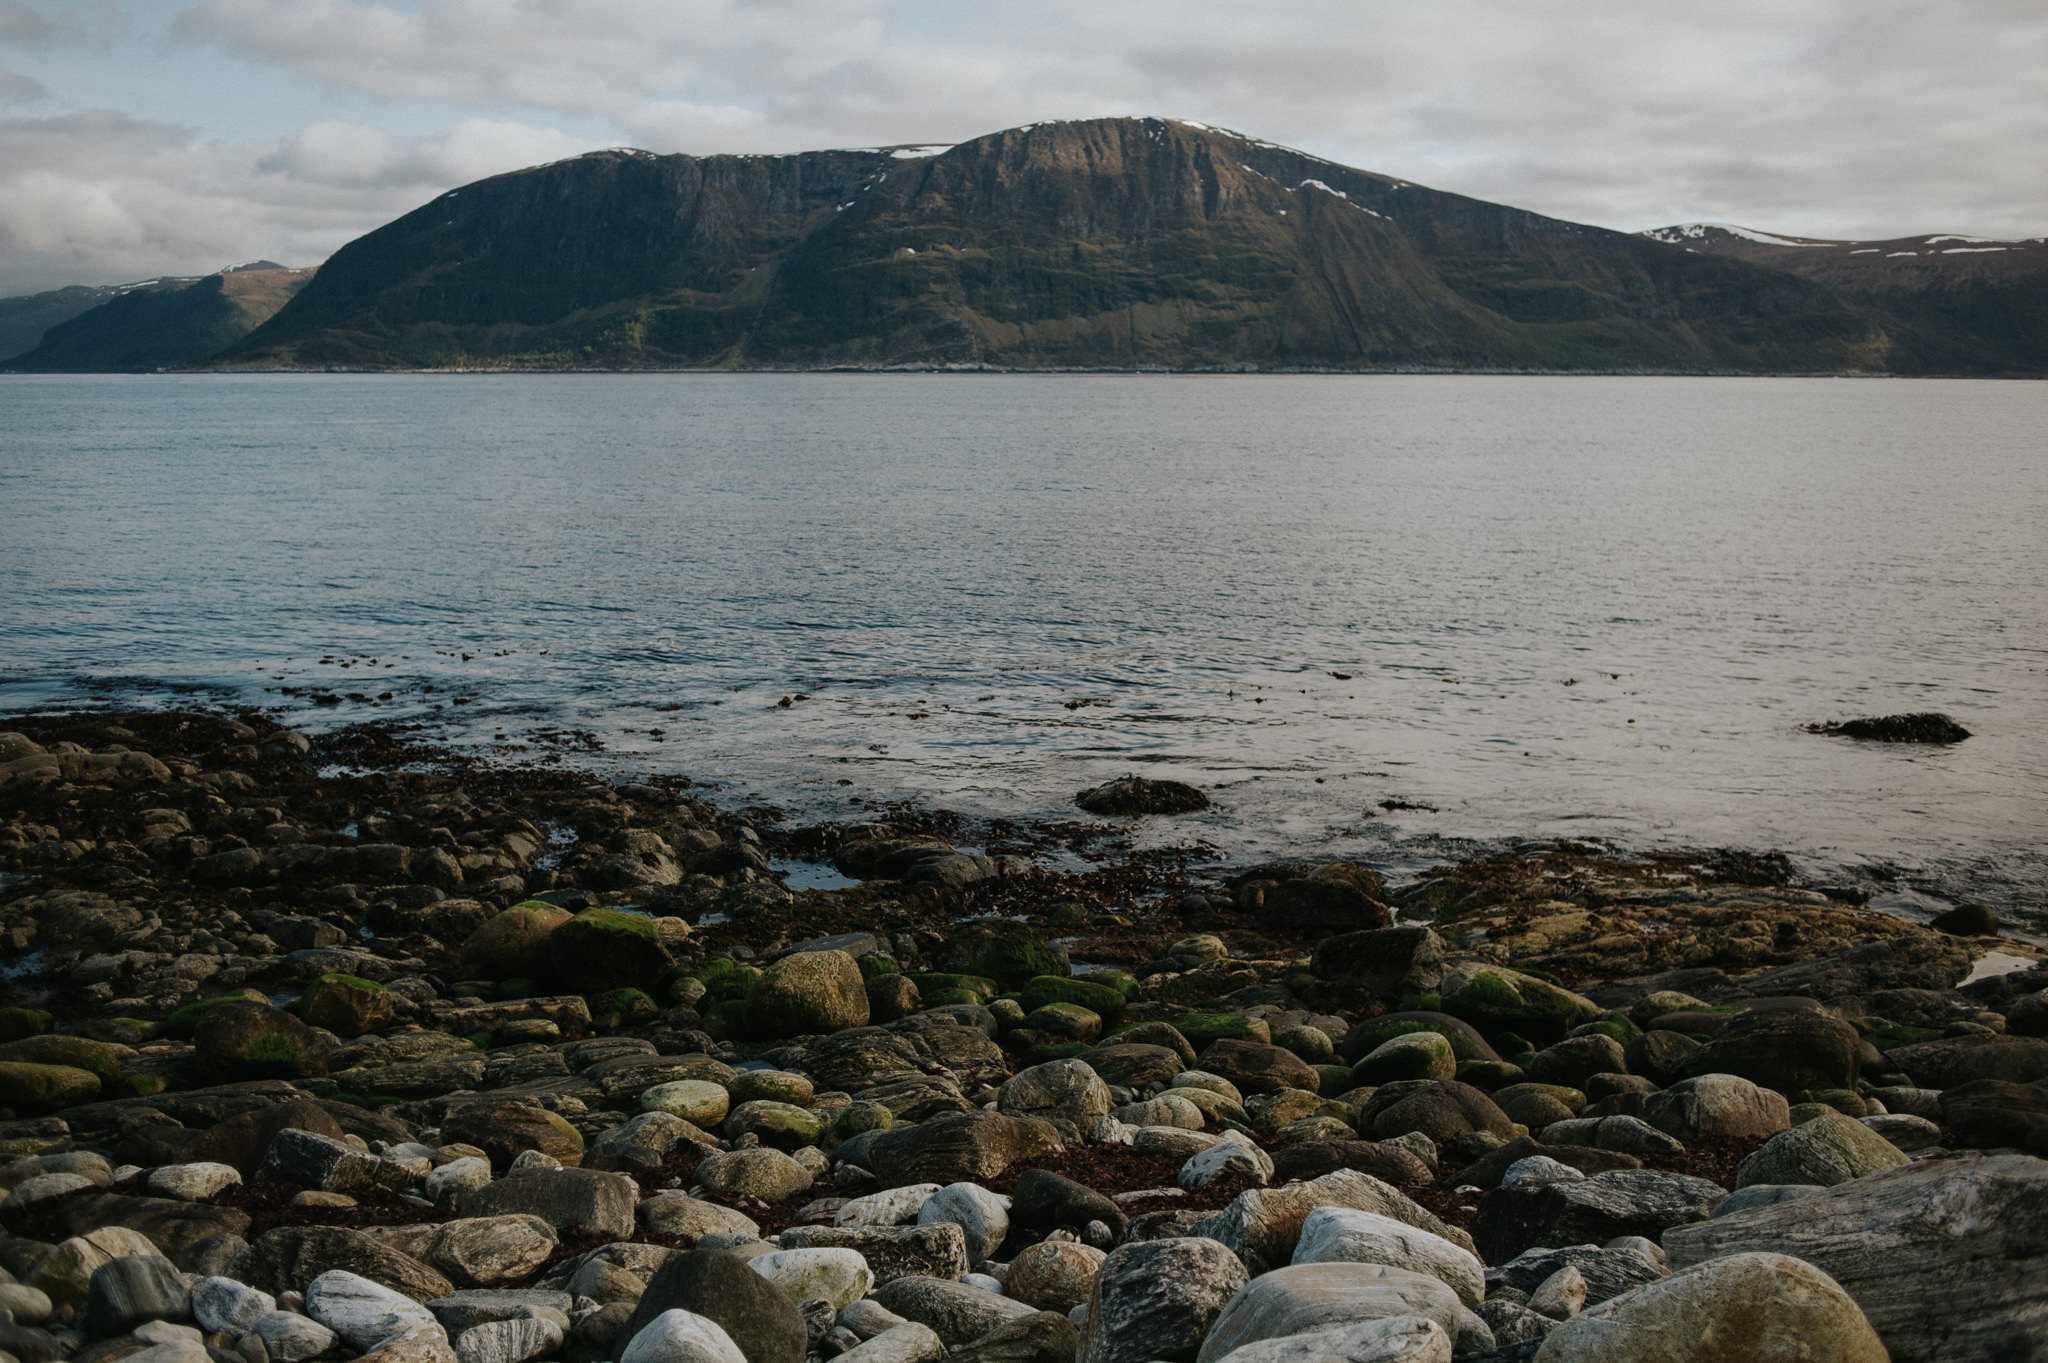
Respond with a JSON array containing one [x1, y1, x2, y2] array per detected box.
[[2, 373, 2043, 925]]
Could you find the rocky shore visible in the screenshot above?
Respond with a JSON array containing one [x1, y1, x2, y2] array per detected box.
[[1, 708, 2044, 1363]]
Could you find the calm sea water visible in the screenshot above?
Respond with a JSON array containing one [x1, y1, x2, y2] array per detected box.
[[3, 374, 2044, 928]]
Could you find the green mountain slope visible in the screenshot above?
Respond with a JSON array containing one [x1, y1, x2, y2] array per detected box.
[[9, 266, 312, 372], [1643, 224, 2048, 376], [230, 119, 1902, 373]]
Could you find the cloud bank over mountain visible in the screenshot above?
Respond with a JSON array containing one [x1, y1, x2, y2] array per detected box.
[[1, 0, 2044, 295]]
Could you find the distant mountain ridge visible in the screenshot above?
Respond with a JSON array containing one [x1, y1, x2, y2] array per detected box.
[[7, 120, 2043, 374], [5, 264, 309, 371]]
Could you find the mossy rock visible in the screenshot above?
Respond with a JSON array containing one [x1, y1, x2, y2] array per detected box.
[[0, 1035, 124, 1084], [1340, 1012, 1501, 1064], [743, 949, 869, 1039], [693, 957, 762, 1005], [857, 955, 901, 980], [1674, 1009, 1864, 1095], [924, 988, 982, 1009], [1569, 1016, 1643, 1046], [935, 921, 1062, 989], [1020, 975, 1127, 1027], [163, 994, 260, 1039], [460, 899, 573, 979], [1440, 966, 1601, 1046], [0, 1061, 101, 1111], [908, 972, 996, 1003], [498, 977, 539, 1000], [824, 1100, 893, 1151], [708, 998, 752, 1040], [81, 1018, 155, 1046], [106, 1073, 170, 1101], [1022, 1002, 1104, 1044], [1313, 1063, 1358, 1094], [590, 987, 661, 1032], [551, 907, 673, 993], [298, 973, 396, 1037], [1354, 1030, 1457, 1086], [1399, 994, 1443, 1013], [1863, 1022, 1944, 1052], [1087, 970, 1141, 1000], [191, 1000, 332, 1080], [0, 1007, 52, 1042], [1045, 902, 1090, 930], [1164, 1012, 1270, 1049], [1023, 1041, 1094, 1065]]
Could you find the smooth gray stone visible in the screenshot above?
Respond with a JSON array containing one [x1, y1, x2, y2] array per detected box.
[[1077, 1237, 1247, 1363], [191, 1276, 276, 1335], [251, 1310, 337, 1362], [872, 1277, 1037, 1348], [1195, 1263, 1462, 1363], [83, 1255, 190, 1337], [427, 1290, 576, 1335]]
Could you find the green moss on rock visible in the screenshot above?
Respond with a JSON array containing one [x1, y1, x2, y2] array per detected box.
[[0, 1035, 124, 1084], [551, 907, 673, 993], [0, 1007, 52, 1042], [1020, 975, 1127, 1026], [0, 1061, 101, 1111], [936, 922, 1061, 989], [298, 973, 396, 1037], [591, 987, 660, 1032], [1440, 966, 1601, 1045]]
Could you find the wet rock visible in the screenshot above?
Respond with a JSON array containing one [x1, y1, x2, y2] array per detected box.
[[1074, 777, 1208, 816], [777, 1224, 968, 1285], [617, 1310, 747, 1363], [915, 1182, 1010, 1264], [1471, 1170, 1726, 1265], [750, 1246, 874, 1310], [932, 922, 1062, 990], [874, 1279, 1037, 1349], [1733, 1112, 1909, 1189], [1639, 1074, 1789, 1144], [1939, 1078, 2048, 1148], [1531, 1251, 1885, 1362], [305, 1269, 443, 1350], [867, 1112, 1063, 1190], [745, 950, 870, 1039], [1812, 712, 1970, 743], [229, 1227, 455, 1303], [83, 1254, 190, 1336], [191, 1003, 332, 1081], [1666, 1152, 2048, 1363], [459, 1167, 637, 1240], [621, 1249, 806, 1363], [1076, 1237, 1247, 1363], [1292, 1208, 1483, 1307], [440, 1100, 584, 1170], [1309, 928, 1446, 1000], [638, 1193, 762, 1242], [998, 1060, 1113, 1137], [1192, 1170, 1473, 1276], [1195, 1263, 1463, 1363], [1004, 1241, 1103, 1313], [1362, 1081, 1515, 1143]]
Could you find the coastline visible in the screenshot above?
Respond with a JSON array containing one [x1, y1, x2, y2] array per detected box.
[[2, 706, 2044, 1362]]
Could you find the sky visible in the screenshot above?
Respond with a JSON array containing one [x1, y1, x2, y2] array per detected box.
[[1, 0, 2044, 297]]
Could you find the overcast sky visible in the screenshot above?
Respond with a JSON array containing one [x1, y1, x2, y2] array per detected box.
[[2, 0, 2044, 296]]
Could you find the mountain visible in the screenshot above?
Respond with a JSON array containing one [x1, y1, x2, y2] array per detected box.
[[223, 118, 1914, 374], [6, 264, 312, 372], [0, 276, 210, 363], [1642, 224, 2048, 375]]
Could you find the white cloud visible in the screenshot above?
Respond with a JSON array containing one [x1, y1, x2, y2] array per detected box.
[[4, 0, 2045, 291], [0, 108, 591, 294]]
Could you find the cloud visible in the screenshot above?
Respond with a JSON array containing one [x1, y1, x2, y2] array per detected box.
[[0, 70, 50, 104], [5, 0, 2045, 292], [168, 0, 2048, 241], [0, 108, 590, 294]]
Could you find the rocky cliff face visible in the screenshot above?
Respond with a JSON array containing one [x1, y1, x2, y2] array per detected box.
[[9, 267, 313, 372], [227, 119, 1909, 373]]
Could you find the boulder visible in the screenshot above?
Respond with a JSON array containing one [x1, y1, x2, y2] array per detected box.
[[1471, 1170, 1727, 1265], [620, 1249, 806, 1363], [1194, 1263, 1462, 1363], [1671, 1008, 1862, 1096], [299, 974, 398, 1037], [551, 908, 674, 994], [256, 1127, 417, 1194], [916, 1182, 1011, 1263], [776, 1224, 969, 1285], [191, 1002, 332, 1080], [1485, 1245, 1667, 1310], [1262, 864, 1393, 935], [1206, 1317, 1450, 1363], [949, 1312, 1077, 1363], [371, 1216, 557, 1288], [1640, 1074, 1790, 1144], [1437, 967, 1600, 1047], [1309, 929, 1446, 999], [1192, 1169, 1474, 1276], [1200, 1039, 1321, 1095], [866, 1111, 1063, 1189], [1074, 776, 1209, 815], [1361, 1081, 1515, 1143], [440, 1100, 585, 1170], [1076, 1238, 1249, 1363], [28, 1227, 167, 1311], [1939, 1079, 2048, 1149], [749, 1247, 873, 1310], [617, 1310, 746, 1363], [933, 922, 1061, 989], [1003, 1241, 1103, 1312], [1353, 1033, 1456, 1086], [304, 1269, 441, 1350], [1733, 1111, 1909, 1189], [229, 1227, 455, 1303], [83, 1254, 191, 1336], [1011, 1167, 1126, 1235], [1522, 1037, 1627, 1091], [872, 1277, 1038, 1348], [1665, 1152, 2048, 1363], [638, 1193, 761, 1242], [1083, 1043, 1187, 1089], [1533, 1253, 1884, 1361], [998, 1059, 1112, 1137], [744, 950, 870, 1039], [693, 1147, 815, 1204], [1292, 1208, 1483, 1307]]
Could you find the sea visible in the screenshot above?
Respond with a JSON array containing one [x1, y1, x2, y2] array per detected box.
[[3, 373, 2044, 931]]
